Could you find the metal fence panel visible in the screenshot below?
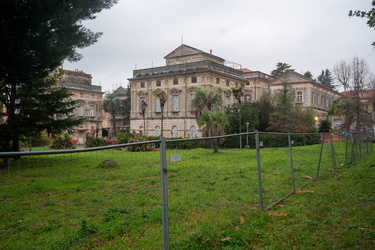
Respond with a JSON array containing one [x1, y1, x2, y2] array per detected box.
[[0, 143, 163, 249]]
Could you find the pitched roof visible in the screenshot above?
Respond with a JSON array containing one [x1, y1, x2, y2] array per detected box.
[[269, 70, 342, 94], [164, 44, 225, 62], [238, 68, 252, 73], [341, 89, 375, 99]]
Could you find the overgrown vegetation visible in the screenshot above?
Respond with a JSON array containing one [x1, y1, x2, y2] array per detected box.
[[0, 141, 373, 249]]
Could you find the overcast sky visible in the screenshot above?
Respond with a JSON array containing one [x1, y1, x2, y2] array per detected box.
[[64, 0, 375, 93]]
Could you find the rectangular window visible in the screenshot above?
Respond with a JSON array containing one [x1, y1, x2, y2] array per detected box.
[[191, 76, 197, 83], [246, 81, 250, 86], [156, 80, 161, 87], [89, 106, 95, 117], [91, 94, 95, 99], [225, 96, 229, 107], [140, 82, 145, 88], [79, 106, 84, 116], [216, 78, 220, 84], [172, 95, 179, 111], [80, 93, 84, 98], [173, 78, 178, 85], [155, 97, 161, 112], [226, 80, 229, 87], [296, 91, 303, 103]]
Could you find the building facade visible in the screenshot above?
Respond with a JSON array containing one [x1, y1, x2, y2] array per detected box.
[[128, 44, 273, 138], [269, 70, 343, 128], [58, 69, 104, 144], [128, 44, 347, 137], [102, 86, 130, 135]]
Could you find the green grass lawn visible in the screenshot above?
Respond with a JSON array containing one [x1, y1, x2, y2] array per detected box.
[[0, 142, 373, 249]]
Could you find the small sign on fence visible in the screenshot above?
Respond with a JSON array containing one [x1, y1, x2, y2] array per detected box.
[[171, 154, 181, 162]]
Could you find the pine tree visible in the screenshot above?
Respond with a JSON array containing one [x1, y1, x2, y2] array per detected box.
[[0, 1, 117, 158], [317, 69, 336, 90]]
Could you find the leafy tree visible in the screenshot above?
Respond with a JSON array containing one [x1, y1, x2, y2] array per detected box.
[[270, 62, 293, 78], [349, 1, 375, 46], [329, 98, 374, 131], [122, 85, 131, 129], [0, 0, 117, 159], [191, 88, 222, 122], [198, 111, 228, 153], [258, 91, 272, 132], [267, 84, 312, 133], [225, 102, 259, 134], [155, 89, 167, 137], [103, 93, 123, 137], [317, 69, 336, 90]]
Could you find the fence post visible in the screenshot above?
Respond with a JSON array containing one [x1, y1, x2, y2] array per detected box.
[[357, 130, 361, 160], [344, 133, 349, 165], [288, 133, 295, 192], [351, 132, 356, 164], [255, 130, 264, 211], [160, 137, 170, 250], [329, 131, 337, 169], [365, 129, 370, 155], [316, 133, 324, 178]]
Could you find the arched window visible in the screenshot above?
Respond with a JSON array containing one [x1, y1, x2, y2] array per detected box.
[[139, 126, 144, 136], [155, 126, 161, 137], [190, 126, 197, 138], [171, 126, 178, 138]]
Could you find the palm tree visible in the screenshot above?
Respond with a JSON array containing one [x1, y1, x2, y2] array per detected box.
[[103, 93, 122, 137], [155, 89, 167, 137], [191, 88, 222, 122], [232, 85, 244, 148], [232, 85, 244, 103], [140, 100, 148, 136], [198, 111, 228, 153]]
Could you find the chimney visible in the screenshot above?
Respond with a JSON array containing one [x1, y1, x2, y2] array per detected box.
[[210, 49, 212, 55]]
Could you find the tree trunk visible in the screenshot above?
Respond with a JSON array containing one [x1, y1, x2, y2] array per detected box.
[[111, 112, 117, 137]]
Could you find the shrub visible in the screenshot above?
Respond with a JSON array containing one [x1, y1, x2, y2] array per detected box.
[[126, 134, 152, 151], [117, 132, 133, 144], [85, 137, 108, 148], [51, 134, 74, 149]]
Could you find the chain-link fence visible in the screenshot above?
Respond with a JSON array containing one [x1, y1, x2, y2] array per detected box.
[[0, 130, 373, 249]]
